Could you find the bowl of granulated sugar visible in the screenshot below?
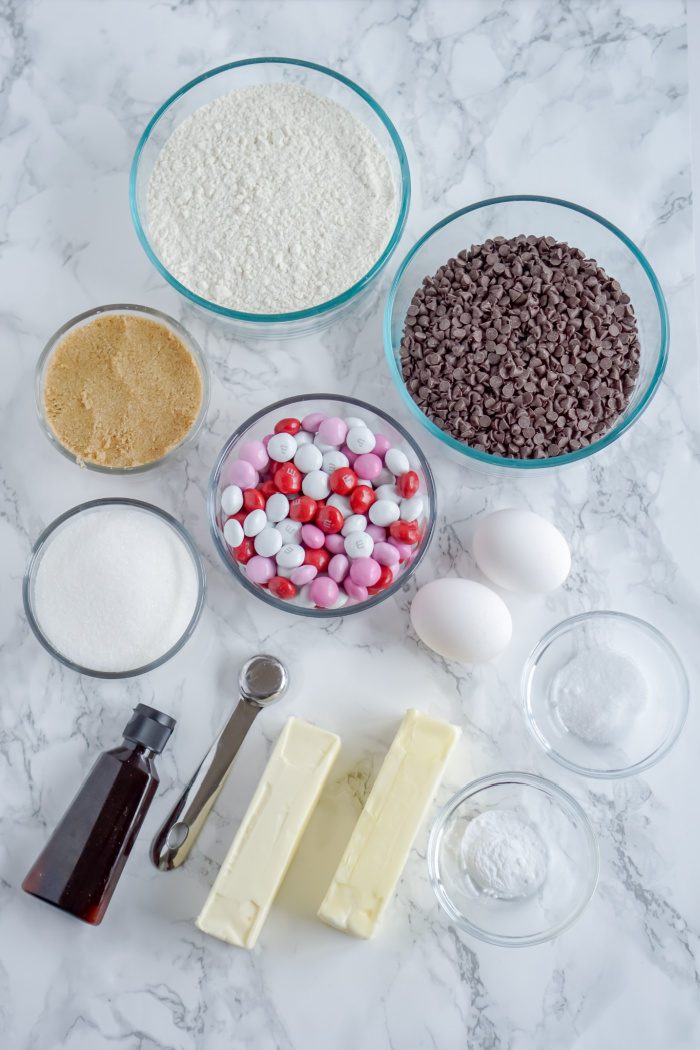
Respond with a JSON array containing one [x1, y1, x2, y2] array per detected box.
[[130, 58, 410, 339], [23, 499, 205, 678]]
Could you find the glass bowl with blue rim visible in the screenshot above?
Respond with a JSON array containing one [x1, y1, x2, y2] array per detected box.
[[208, 394, 436, 617], [130, 57, 410, 339], [384, 195, 668, 475]]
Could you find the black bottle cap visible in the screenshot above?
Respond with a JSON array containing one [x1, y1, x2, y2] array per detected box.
[[122, 704, 176, 754]]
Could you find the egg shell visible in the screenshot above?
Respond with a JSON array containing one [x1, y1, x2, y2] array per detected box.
[[473, 509, 571, 594], [410, 578, 512, 663]]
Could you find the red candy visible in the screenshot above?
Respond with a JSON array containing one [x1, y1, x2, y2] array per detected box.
[[329, 467, 358, 496], [274, 417, 301, 436], [233, 537, 255, 564], [229, 510, 247, 525], [243, 488, 265, 512], [304, 547, 330, 572], [389, 519, 421, 545], [260, 479, 278, 498], [349, 485, 376, 515], [289, 495, 317, 523], [367, 564, 394, 595], [396, 470, 419, 499], [315, 505, 344, 534], [274, 463, 302, 494], [269, 576, 297, 600]]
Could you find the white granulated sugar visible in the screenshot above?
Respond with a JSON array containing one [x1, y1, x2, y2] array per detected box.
[[552, 648, 649, 745], [147, 84, 398, 313], [461, 809, 549, 900], [33, 507, 199, 672]]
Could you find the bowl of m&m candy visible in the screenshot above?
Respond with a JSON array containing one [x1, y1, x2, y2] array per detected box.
[[208, 395, 436, 615]]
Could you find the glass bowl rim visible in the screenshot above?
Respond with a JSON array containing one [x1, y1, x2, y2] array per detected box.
[[35, 303, 211, 475], [428, 770, 600, 946], [129, 56, 411, 324], [23, 497, 207, 679], [207, 392, 437, 618], [521, 609, 690, 779], [383, 193, 669, 470]]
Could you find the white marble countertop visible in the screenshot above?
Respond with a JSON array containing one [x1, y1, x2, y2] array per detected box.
[[1, 1, 698, 1048]]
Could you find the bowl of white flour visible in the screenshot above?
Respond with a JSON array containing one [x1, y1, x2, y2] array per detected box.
[[130, 58, 410, 338]]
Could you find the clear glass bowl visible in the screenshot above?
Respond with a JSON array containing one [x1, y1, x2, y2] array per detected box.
[[522, 611, 688, 778], [428, 772, 599, 946], [23, 498, 206, 678], [384, 195, 668, 475], [36, 304, 210, 474], [130, 58, 411, 339], [208, 394, 436, 617]]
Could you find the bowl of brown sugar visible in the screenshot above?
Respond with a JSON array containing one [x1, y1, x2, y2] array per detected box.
[[37, 304, 209, 473]]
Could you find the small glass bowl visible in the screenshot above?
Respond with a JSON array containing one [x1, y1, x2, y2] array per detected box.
[[208, 394, 436, 617], [130, 58, 411, 339], [384, 195, 668, 476], [522, 611, 688, 778], [428, 772, 599, 947], [23, 498, 206, 678], [36, 304, 210, 474]]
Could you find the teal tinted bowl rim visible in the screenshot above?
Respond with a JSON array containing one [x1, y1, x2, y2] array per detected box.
[[383, 194, 669, 470], [129, 57, 411, 324]]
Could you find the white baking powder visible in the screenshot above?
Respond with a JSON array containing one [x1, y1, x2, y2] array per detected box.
[[553, 649, 648, 745], [462, 809, 549, 900], [33, 506, 199, 672], [147, 83, 397, 313]]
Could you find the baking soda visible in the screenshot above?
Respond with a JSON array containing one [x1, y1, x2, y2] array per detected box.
[[462, 809, 549, 900], [32, 506, 200, 672], [553, 648, 648, 745]]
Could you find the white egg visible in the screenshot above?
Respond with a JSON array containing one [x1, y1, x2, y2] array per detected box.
[[410, 579, 512, 663], [473, 509, 571, 594]]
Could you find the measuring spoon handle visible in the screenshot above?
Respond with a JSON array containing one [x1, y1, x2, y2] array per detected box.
[[151, 699, 261, 871]]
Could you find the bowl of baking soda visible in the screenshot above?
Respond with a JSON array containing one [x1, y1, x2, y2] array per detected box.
[[428, 772, 599, 946], [523, 611, 689, 778], [131, 58, 410, 338]]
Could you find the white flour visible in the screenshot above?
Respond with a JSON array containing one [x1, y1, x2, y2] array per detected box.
[[147, 84, 397, 313], [461, 809, 549, 900], [553, 648, 648, 745], [33, 507, 199, 672]]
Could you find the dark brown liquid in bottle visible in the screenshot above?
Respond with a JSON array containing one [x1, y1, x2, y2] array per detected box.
[[22, 705, 175, 925]]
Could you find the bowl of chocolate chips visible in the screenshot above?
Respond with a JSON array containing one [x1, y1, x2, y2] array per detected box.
[[384, 195, 668, 473]]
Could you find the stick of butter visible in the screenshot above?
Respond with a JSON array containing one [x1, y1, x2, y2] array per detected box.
[[197, 716, 340, 949], [318, 708, 460, 939]]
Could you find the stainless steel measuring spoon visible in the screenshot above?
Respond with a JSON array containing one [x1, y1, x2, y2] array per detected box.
[[151, 654, 289, 871]]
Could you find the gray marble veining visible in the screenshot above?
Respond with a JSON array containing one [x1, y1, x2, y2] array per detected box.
[[0, 1, 698, 1048]]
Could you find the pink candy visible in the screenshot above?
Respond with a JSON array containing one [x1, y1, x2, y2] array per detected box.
[[366, 524, 387, 543], [290, 564, 317, 586], [328, 554, 349, 583], [225, 459, 259, 490], [353, 453, 383, 481], [301, 523, 325, 549], [388, 537, 413, 561], [238, 440, 269, 472], [373, 433, 391, 458], [349, 557, 381, 588], [340, 445, 358, 466], [246, 556, 275, 584], [309, 576, 339, 608], [344, 578, 368, 601], [301, 412, 326, 433], [324, 533, 345, 554], [373, 541, 400, 566], [317, 416, 348, 447]]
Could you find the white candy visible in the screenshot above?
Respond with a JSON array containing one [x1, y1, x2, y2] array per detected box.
[[267, 432, 297, 462], [243, 509, 267, 537], [345, 416, 366, 429], [302, 470, 330, 500], [276, 565, 293, 578], [295, 430, 314, 446], [265, 492, 289, 523], [296, 583, 316, 608], [223, 517, 244, 549], [327, 493, 352, 516], [276, 518, 303, 544], [369, 499, 401, 527], [276, 543, 305, 569], [221, 485, 243, 516], [322, 449, 349, 474], [254, 527, 283, 557], [346, 426, 376, 454], [375, 483, 401, 504], [385, 448, 410, 476], [294, 443, 323, 474], [330, 591, 348, 610], [314, 436, 337, 454], [344, 531, 374, 559], [401, 495, 424, 521], [341, 514, 367, 536]]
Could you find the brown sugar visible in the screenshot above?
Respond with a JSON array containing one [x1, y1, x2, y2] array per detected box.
[[43, 313, 204, 469]]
